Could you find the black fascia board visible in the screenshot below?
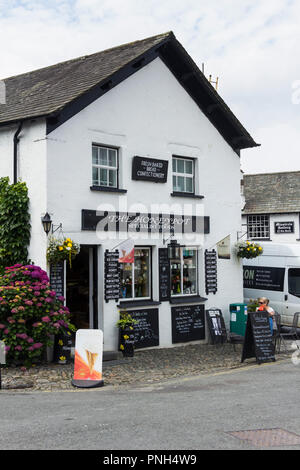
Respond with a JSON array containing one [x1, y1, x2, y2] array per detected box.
[[158, 38, 259, 153], [46, 38, 171, 135]]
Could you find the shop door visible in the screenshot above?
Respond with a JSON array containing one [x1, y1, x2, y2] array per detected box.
[[66, 245, 98, 330]]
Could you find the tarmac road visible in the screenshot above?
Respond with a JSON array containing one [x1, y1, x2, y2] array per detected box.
[[1, 358, 300, 450]]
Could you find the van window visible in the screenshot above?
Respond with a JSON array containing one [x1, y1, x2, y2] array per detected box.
[[288, 269, 300, 298]]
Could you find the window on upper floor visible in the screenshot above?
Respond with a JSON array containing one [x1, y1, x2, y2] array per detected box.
[[92, 144, 118, 188], [172, 156, 194, 194], [247, 215, 270, 240]]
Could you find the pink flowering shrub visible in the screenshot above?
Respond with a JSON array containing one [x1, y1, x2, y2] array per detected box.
[[0, 264, 75, 366]]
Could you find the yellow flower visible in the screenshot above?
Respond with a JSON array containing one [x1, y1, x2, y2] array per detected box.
[[67, 243, 72, 248], [59, 356, 66, 361], [58, 340, 63, 346], [58, 246, 63, 251], [120, 344, 124, 350], [123, 335, 129, 340]]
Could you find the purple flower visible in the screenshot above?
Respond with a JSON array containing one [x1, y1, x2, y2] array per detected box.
[[16, 333, 28, 340], [33, 343, 43, 349], [42, 316, 51, 323], [0, 324, 5, 329], [5, 346, 10, 352], [15, 345, 22, 351], [27, 338, 34, 343]]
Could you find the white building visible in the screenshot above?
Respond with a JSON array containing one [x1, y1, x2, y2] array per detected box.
[[242, 172, 300, 244], [0, 32, 258, 351]]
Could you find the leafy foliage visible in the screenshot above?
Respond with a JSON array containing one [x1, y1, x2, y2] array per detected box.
[[236, 240, 263, 259], [0, 178, 31, 272]]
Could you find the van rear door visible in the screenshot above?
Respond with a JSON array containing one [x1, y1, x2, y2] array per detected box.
[[285, 267, 300, 326]]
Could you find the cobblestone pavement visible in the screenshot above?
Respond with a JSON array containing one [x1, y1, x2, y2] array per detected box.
[[0, 343, 292, 392]]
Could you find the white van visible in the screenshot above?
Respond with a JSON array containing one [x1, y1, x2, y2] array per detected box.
[[243, 243, 300, 326]]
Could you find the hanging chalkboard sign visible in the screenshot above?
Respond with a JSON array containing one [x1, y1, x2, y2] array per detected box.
[[104, 250, 120, 302], [128, 308, 159, 349], [205, 250, 217, 295], [206, 309, 227, 344], [171, 304, 205, 343], [158, 248, 170, 301], [241, 312, 275, 364], [50, 262, 65, 298]]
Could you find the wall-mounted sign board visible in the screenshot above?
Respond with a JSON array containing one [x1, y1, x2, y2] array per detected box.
[[132, 156, 169, 183], [171, 304, 205, 343], [104, 250, 120, 302], [50, 262, 65, 298], [158, 248, 170, 301], [123, 308, 159, 349], [241, 312, 275, 364], [274, 222, 294, 234], [82, 210, 210, 235], [205, 250, 217, 295]]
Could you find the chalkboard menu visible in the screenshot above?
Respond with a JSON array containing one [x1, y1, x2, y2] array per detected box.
[[274, 221, 294, 234], [206, 309, 227, 344], [104, 250, 120, 302], [158, 248, 170, 301], [205, 250, 217, 295], [241, 312, 275, 364], [132, 156, 168, 183], [50, 262, 65, 298], [129, 308, 159, 349], [171, 304, 205, 343]]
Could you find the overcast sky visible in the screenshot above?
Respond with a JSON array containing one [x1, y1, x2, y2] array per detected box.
[[0, 0, 299, 175]]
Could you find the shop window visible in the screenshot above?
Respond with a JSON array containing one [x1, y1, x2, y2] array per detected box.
[[288, 268, 300, 298], [120, 248, 151, 300], [247, 215, 270, 239], [172, 156, 194, 194], [170, 248, 198, 296], [92, 144, 118, 188]]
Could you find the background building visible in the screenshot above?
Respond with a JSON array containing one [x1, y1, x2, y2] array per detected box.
[[242, 171, 300, 243]]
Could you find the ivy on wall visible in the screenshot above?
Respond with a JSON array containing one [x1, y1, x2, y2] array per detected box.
[[0, 177, 31, 271]]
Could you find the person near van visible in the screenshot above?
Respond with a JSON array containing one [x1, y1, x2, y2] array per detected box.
[[257, 297, 276, 334]]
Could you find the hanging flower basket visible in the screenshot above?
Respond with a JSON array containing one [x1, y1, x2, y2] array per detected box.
[[47, 237, 80, 268], [236, 240, 263, 259]]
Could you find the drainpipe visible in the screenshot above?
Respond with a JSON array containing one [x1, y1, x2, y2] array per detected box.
[[13, 121, 23, 184]]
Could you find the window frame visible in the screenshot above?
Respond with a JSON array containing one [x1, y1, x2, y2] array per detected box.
[[288, 268, 300, 298], [92, 144, 119, 189], [172, 155, 195, 195], [119, 247, 152, 301], [170, 247, 198, 297], [247, 214, 270, 240]]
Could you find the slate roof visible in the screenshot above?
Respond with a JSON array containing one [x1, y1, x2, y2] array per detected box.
[[242, 171, 300, 214], [0, 31, 258, 151], [0, 32, 170, 125]]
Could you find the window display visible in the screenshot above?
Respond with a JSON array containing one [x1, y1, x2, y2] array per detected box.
[[120, 248, 151, 299], [171, 248, 197, 296]]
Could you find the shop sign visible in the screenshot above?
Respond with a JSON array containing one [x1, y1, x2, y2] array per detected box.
[[274, 222, 294, 234], [243, 265, 285, 292], [241, 311, 275, 364], [132, 156, 168, 183], [82, 209, 210, 234], [72, 329, 104, 388]]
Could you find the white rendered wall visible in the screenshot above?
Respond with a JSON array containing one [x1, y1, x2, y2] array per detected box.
[[0, 120, 48, 270], [242, 213, 300, 244], [41, 57, 245, 350]]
